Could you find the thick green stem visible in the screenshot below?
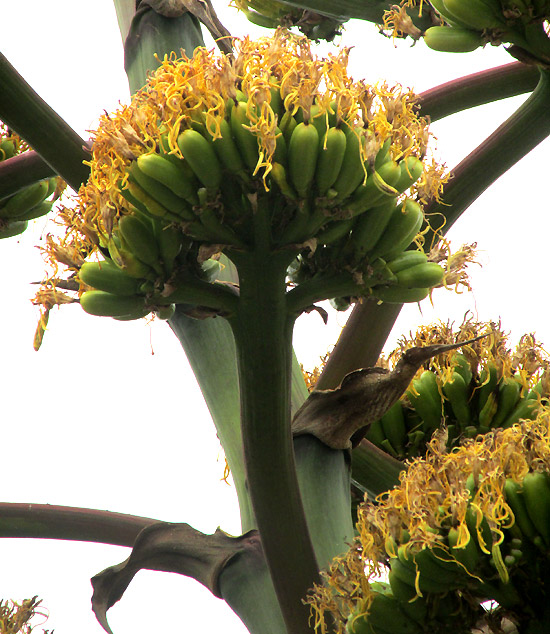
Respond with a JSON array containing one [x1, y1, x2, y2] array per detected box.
[[230, 281, 319, 632], [0, 53, 90, 191], [112, 0, 135, 43], [165, 278, 239, 313], [169, 307, 256, 531], [228, 200, 320, 633], [0, 502, 158, 546], [418, 62, 539, 123], [124, 4, 205, 94], [293, 436, 354, 567], [287, 273, 372, 315], [425, 67, 550, 243]]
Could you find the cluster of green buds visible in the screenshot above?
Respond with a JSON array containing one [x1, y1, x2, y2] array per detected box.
[[390, 0, 550, 63], [0, 125, 61, 239], [309, 413, 550, 633], [365, 319, 549, 461], [36, 29, 451, 329], [233, 0, 346, 40]]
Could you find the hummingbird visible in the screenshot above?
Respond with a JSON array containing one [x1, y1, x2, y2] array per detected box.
[[292, 334, 489, 450]]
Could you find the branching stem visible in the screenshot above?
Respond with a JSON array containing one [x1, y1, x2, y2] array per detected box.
[[0, 502, 158, 547], [0, 53, 90, 191], [419, 62, 539, 122], [425, 67, 550, 243]]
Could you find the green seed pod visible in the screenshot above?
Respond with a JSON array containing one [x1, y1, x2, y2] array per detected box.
[[372, 285, 430, 304], [368, 199, 424, 260], [424, 26, 484, 53], [0, 139, 16, 160], [177, 128, 223, 191], [394, 262, 444, 288], [79, 260, 141, 296], [80, 290, 147, 317], [444, 0, 504, 30]]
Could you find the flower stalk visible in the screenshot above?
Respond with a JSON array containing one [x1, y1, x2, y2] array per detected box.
[[0, 502, 158, 547], [418, 62, 540, 123], [227, 202, 321, 632], [0, 52, 90, 191], [425, 67, 550, 243], [0, 151, 56, 200]]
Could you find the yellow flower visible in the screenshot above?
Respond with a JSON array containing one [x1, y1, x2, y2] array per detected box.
[[34, 29, 447, 347], [382, 4, 423, 40], [55, 29, 437, 252], [308, 413, 550, 630]]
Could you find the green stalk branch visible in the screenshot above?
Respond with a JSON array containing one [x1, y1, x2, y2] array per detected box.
[[425, 67, 550, 243], [0, 503, 158, 547], [287, 274, 374, 316], [228, 199, 320, 633], [418, 62, 540, 123], [164, 278, 239, 314], [0, 53, 90, 191], [0, 151, 55, 200], [230, 280, 320, 633]]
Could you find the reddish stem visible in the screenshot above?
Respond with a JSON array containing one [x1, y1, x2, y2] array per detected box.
[[0, 502, 159, 547]]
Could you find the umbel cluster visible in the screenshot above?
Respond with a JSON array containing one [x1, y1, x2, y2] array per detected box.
[[37, 30, 450, 322]]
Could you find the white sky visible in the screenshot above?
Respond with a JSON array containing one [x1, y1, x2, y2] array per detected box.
[[1, 2, 549, 633]]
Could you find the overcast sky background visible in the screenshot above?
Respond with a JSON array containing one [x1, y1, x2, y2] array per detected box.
[[1, 2, 549, 633]]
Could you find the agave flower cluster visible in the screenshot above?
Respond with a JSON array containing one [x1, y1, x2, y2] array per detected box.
[[391, 317, 549, 382], [309, 320, 550, 633], [364, 317, 549, 460], [76, 29, 438, 238], [34, 29, 456, 338], [309, 413, 550, 633]]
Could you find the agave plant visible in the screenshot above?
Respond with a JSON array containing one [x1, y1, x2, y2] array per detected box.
[[1, 1, 550, 633]]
